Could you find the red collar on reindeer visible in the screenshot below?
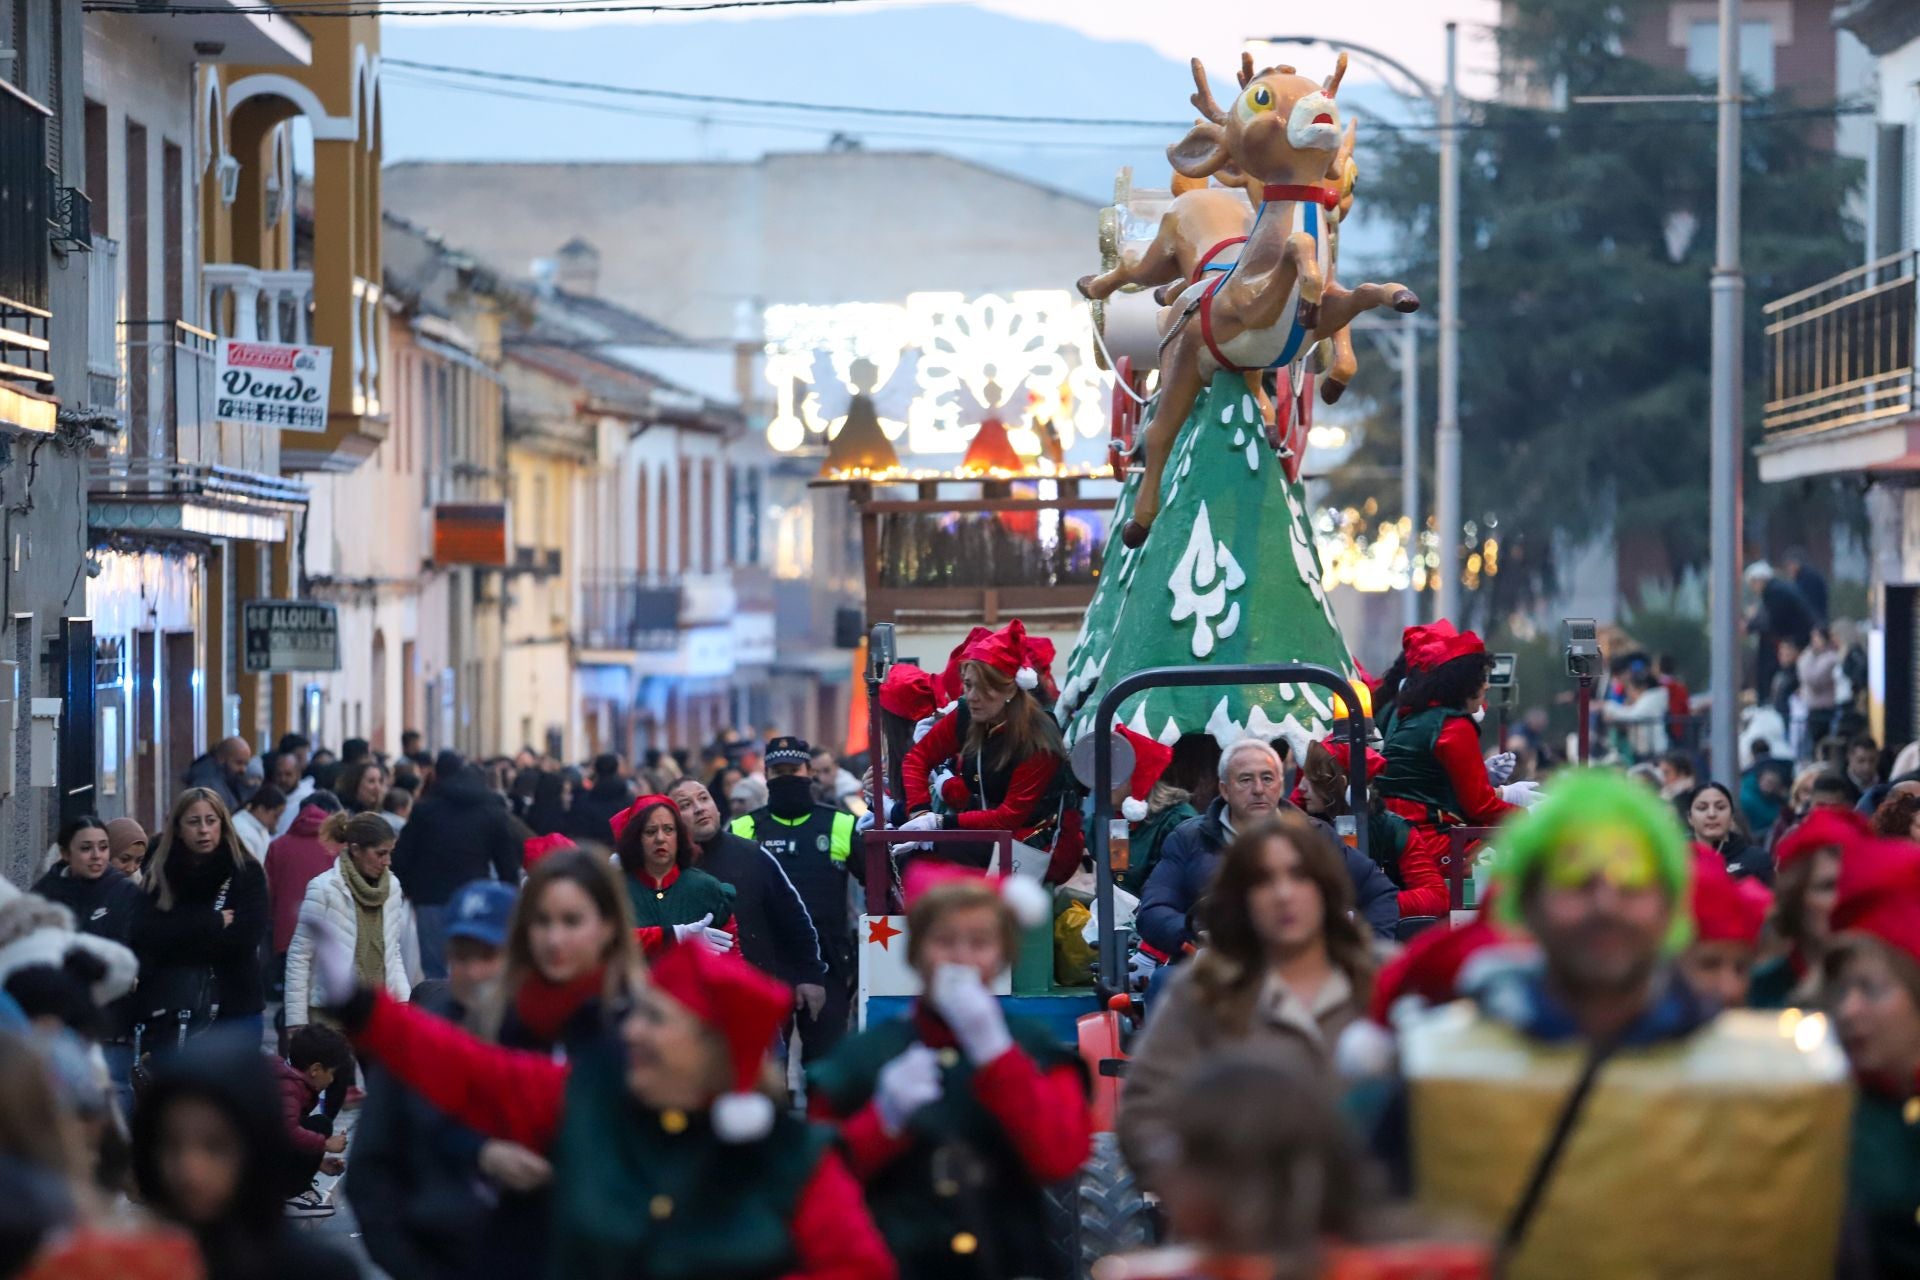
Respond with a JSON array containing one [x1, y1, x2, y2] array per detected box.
[[1262, 182, 1340, 209]]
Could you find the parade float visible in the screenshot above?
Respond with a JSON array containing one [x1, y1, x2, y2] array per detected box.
[[1060, 52, 1419, 757]]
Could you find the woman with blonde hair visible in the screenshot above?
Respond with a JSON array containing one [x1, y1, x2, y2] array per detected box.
[[1119, 810, 1375, 1194], [130, 788, 270, 1042]]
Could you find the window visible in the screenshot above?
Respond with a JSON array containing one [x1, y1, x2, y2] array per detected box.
[[677, 457, 691, 574], [1685, 19, 1774, 93], [162, 140, 182, 320], [83, 98, 104, 235], [700, 459, 715, 573]]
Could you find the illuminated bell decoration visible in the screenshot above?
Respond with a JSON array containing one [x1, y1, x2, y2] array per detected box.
[[960, 415, 1024, 475], [818, 394, 901, 479]]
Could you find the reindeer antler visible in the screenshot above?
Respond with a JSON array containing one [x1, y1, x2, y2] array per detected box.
[[1325, 51, 1350, 97], [1237, 52, 1255, 89], [1189, 58, 1226, 125]]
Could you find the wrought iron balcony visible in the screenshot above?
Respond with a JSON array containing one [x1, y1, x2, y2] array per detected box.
[[577, 576, 682, 653], [1762, 250, 1917, 442]]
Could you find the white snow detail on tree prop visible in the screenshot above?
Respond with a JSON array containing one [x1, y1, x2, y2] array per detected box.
[[1241, 394, 1256, 422], [1158, 716, 1182, 745], [1286, 488, 1339, 628], [1168, 502, 1247, 659], [1245, 438, 1260, 472], [1232, 427, 1246, 448], [1204, 696, 1245, 747]]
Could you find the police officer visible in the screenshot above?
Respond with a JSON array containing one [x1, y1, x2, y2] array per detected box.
[[731, 736, 859, 1064]]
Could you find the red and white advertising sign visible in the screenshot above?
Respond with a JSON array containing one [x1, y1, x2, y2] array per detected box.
[[216, 338, 332, 432]]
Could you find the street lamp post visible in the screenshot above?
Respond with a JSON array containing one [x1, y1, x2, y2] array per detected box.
[[1436, 22, 1462, 624], [1251, 28, 1461, 626], [1708, 0, 1745, 784]]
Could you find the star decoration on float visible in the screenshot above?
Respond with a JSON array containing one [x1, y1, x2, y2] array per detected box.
[[866, 917, 902, 950]]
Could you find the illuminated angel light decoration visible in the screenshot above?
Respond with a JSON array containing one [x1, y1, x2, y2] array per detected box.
[[761, 290, 1109, 458]]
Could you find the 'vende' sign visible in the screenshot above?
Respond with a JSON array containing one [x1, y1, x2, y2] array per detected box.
[[242, 601, 340, 674], [217, 339, 332, 432]]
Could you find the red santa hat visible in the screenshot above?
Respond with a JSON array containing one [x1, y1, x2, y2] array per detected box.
[[1831, 838, 1920, 967], [523, 833, 576, 868], [1401, 620, 1459, 667], [962, 619, 1057, 701], [1116, 725, 1174, 823], [647, 942, 794, 1142], [1411, 626, 1485, 672], [1690, 847, 1770, 945], [877, 663, 936, 723], [607, 794, 675, 842], [1773, 805, 1872, 874], [901, 859, 1051, 930], [934, 627, 993, 706], [1318, 736, 1389, 782]]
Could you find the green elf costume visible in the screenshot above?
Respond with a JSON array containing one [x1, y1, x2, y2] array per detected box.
[[1825, 835, 1920, 1277], [340, 931, 898, 1280], [611, 794, 737, 961], [808, 862, 1090, 1280]]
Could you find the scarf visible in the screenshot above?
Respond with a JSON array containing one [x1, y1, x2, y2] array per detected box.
[[513, 966, 607, 1046], [338, 853, 390, 989]]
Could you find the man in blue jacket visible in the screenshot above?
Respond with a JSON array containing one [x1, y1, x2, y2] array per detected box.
[[1136, 738, 1398, 960]]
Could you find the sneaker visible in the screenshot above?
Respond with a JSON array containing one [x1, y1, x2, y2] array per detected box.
[[284, 1187, 335, 1219]]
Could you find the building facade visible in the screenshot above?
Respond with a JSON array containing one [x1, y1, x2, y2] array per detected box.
[[1754, 1, 1920, 746]]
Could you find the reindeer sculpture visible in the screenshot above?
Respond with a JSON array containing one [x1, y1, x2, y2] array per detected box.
[[1079, 54, 1418, 549]]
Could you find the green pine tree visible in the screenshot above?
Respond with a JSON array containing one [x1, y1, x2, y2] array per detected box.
[[1331, 0, 1864, 621]]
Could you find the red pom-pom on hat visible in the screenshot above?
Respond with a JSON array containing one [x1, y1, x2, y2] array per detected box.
[[648, 943, 793, 1142], [939, 776, 972, 809]]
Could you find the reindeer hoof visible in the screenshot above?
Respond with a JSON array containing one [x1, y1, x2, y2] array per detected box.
[[1153, 282, 1178, 306], [1321, 378, 1348, 406], [1297, 300, 1321, 331], [1392, 289, 1420, 314], [1077, 274, 1099, 300], [1121, 520, 1149, 549]]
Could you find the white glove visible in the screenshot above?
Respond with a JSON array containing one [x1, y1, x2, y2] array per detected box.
[[1127, 948, 1161, 992], [896, 810, 941, 853], [928, 963, 1011, 1065], [1485, 751, 1517, 786], [873, 1044, 943, 1135], [672, 913, 737, 955], [299, 904, 360, 1008], [1500, 780, 1544, 809]]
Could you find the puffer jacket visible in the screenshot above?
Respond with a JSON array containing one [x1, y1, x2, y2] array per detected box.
[[284, 860, 412, 1027]]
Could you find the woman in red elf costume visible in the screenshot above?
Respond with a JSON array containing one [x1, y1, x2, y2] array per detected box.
[[807, 861, 1090, 1280], [298, 900, 897, 1280], [900, 620, 1079, 877], [1376, 628, 1537, 878]]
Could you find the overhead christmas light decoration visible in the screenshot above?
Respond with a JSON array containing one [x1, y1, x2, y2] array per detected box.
[[763, 290, 1108, 458]]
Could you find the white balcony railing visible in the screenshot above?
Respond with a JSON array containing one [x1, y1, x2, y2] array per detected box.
[[203, 264, 314, 346]]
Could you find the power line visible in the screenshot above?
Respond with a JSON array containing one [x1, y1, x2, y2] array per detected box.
[[383, 60, 1875, 140], [386, 58, 1195, 128], [380, 68, 1171, 150]]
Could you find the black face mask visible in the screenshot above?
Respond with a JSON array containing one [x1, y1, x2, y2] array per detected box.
[[767, 774, 815, 820]]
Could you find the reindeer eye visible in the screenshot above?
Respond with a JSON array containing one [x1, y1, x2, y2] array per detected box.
[[1247, 85, 1275, 113]]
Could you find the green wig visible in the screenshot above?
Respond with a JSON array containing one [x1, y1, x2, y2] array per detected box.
[[1492, 767, 1695, 954]]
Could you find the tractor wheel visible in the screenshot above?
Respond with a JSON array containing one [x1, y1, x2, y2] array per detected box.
[[1072, 1131, 1154, 1275]]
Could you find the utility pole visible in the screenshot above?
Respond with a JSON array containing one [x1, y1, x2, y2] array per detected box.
[[1435, 21, 1462, 624], [1708, 0, 1744, 784], [1401, 311, 1421, 629]]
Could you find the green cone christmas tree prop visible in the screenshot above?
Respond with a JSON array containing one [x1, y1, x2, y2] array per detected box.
[[1057, 371, 1359, 750]]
